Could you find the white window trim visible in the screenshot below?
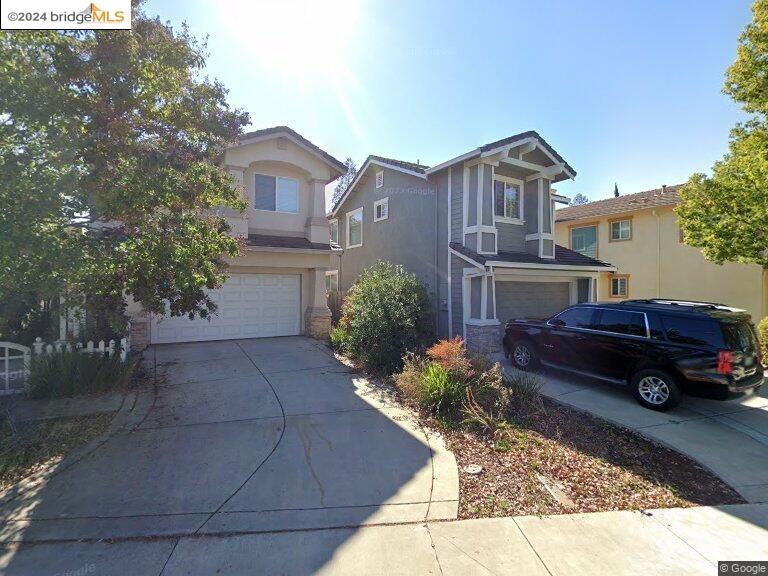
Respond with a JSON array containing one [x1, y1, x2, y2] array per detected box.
[[375, 170, 384, 189], [329, 219, 339, 244], [610, 276, 629, 297], [325, 270, 339, 292], [253, 173, 300, 214], [493, 174, 524, 224], [570, 224, 598, 256], [373, 197, 389, 222], [346, 207, 363, 249]]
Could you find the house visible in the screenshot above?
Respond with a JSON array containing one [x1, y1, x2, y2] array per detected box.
[[554, 185, 768, 322], [328, 131, 614, 352], [127, 126, 345, 348]]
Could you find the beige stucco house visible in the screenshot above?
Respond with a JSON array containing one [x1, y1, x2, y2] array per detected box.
[[555, 185, 768, 322], [128, 126, 345, 349]]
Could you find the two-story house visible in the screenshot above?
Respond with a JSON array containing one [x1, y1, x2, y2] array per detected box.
[[555, 185, 768, 322], [128, 126, 345, 348], [329, 131, 614, 352]]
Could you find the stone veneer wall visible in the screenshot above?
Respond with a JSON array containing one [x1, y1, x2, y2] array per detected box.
[[129, 312, 149, 352], [305, 308, 331, 340], [465, 323, 501, 354]]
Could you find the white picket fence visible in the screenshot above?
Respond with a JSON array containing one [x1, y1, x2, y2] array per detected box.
[[0, 335, 131, 396], [32, 337, 131, 361]]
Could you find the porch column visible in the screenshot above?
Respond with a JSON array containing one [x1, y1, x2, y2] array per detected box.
[[305, 267, 332, 340], [464, 272, 501, 354], [306, 179, 330, 244]]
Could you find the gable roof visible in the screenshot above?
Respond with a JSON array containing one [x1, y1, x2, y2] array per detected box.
[[555, 184, 682, 223], [236, 126, 346, 174], [426, 130, 576, 178], [329, 154, 428, 216]]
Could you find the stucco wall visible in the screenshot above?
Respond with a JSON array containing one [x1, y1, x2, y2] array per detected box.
[[334, 166, 438, 300], [555, 205, 767, 320]]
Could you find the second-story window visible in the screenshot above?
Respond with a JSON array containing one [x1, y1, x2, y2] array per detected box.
[[254, 174, 299, 213], [374, 197, 389, 222], [610, 218, 632, 241], [571, 225, 598, 258], [329, 219, 339, 244], [494, 178, 521, 220], [346, 207, 363, 248]]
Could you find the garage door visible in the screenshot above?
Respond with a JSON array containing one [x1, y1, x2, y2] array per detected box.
[[150, 274, 301, 344], [495, 281, 570, 324]]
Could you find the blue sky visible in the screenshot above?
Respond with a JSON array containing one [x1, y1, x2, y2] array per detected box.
[[145, 0, 752, 206]]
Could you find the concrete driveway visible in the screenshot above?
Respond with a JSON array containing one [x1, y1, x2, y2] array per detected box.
[[496, 355, 768, 503], [0, 337, 457, 547]]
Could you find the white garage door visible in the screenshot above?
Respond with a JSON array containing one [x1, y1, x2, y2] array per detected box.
[[150, 274, 301, 344]]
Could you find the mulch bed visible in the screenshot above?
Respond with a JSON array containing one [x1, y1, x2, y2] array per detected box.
[[440, 397, 744, 519]]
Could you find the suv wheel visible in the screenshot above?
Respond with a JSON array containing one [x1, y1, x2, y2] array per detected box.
[[631, 369, 682, 411], [511, 341, 538, 371]]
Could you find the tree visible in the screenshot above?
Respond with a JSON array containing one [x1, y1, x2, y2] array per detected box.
[[0, 1, 250, 333], [569, 193, 589, 206], [331, 157, 356, 207], [676, 0, 768, 268]]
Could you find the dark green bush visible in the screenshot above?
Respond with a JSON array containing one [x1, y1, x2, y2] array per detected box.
[[340, 261, 433, 373], [329, 325, 347, 351], [27, 350, 137, 399]]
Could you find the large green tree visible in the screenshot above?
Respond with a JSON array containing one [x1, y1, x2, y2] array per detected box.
[[676, 0, 768, 268], [0, 1, 249, 336]]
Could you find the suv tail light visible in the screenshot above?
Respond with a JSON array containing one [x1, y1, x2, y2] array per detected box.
[[717, 350, 733, 375]]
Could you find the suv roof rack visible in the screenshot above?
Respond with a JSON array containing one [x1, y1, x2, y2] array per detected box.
[[619, 299, 727, 310]]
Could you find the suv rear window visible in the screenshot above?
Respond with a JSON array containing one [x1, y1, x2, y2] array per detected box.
[[721, 320, 759, 353], [660, 315, 725, 347], [594, 309, 647, 337]]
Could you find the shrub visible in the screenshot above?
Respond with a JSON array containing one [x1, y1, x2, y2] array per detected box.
[[758, 317, 768, 361], [505, 371, 544, 420], [340, 261, 433, 373], [27, 350, 137, 400], [419, 362, 466, 421], [426, 337, 474, 380], [329, 325, 347, 351]]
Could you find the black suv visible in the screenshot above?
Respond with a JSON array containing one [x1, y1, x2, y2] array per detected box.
[[502, 299, 764, 411]]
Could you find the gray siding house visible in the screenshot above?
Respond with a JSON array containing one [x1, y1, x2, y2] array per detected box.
[[328, 132, 614, 352]]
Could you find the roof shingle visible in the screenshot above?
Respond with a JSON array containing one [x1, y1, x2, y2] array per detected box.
[[450, 242, 612, 268], [555, 185, 682, 222], [247, 234, 331, 251]]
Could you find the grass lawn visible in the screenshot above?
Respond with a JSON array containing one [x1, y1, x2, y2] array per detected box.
[[0, 412, 115, 491]]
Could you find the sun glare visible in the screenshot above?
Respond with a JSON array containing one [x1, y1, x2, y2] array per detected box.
[[221, 0, 361, 80]]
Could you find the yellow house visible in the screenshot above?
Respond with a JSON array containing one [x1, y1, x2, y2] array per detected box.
[[554, 185, 768, 322]]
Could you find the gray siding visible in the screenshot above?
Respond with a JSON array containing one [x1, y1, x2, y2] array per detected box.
[[465, 232, 478, 252], [335, 167, 437, 303], [542, 180, 552, 233], [523, 180, 538, 236], [450, 166, 462, 243], [467, 165, 478, 227], [470, 276, 482, 317], [481, 165, 493, 226], [481, 232, 495, 253], [496, 222, 525, 252], [450, 255, 464, 337], [435, 169, 450, 337]]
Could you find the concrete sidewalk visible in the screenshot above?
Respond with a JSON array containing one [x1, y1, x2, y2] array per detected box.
[[494, 354, 768, 503], [2, 503, 766, 575]]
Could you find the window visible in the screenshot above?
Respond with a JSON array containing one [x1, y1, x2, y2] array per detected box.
[[494, 178, 521, 220], [375, 171, 384, 188], [346, 207, 363, 248], [610, 276, 629, 298], [610, 218, 632, 241], [374, 197, 389, 222], [661, 316, 725, 348], [548, 307, 596, 329], [329, 219, 339, 244], [571, 225, 598, 259], [254, 174, 299, 213], [325, 271, 339, 292], [594, 309, 647, 337]]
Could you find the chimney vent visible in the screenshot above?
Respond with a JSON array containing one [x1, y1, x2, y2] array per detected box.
[[661, 184, 667, 193]]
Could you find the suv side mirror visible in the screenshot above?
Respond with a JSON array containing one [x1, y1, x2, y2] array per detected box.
[[550, 318, 566, 327]]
